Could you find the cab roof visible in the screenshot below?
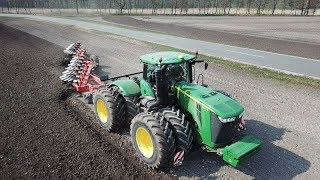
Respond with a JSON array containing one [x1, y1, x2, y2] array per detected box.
[[140, 51, 196, 65]]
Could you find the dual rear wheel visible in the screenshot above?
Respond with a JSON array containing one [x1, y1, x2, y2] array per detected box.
[[131, 109, 194, 168]]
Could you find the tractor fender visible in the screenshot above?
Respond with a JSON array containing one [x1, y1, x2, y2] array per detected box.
[[111, 79, 141, 96]]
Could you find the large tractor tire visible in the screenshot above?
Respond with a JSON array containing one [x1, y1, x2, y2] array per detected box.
[[130, 112, 176, 168], [124, 95, 140, 124], [160, 107, 193, 154], [93, 86, 126, 132]]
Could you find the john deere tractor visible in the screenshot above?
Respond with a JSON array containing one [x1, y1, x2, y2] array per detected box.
[[93, 51, 262, 168]]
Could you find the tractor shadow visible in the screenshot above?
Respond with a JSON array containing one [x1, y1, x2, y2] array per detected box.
[[169, 119, 310, 179]]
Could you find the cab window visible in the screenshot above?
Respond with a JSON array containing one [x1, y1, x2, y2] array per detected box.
[[143, 64, 158, 80]]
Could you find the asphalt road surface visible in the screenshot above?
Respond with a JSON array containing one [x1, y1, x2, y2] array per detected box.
[[1, 17, 319, 179], [0, 14, 319, 79]]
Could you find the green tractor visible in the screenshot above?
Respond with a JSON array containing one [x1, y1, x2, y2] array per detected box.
[[93, 51, 262, 168]]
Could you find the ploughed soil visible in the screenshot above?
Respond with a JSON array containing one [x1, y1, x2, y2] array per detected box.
[[0, 24, 174, 179], [102, 16, 320, 60]]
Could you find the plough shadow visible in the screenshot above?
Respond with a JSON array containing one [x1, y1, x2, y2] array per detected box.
[[169, 119, 310, 179], [94, 65, 111, 77]]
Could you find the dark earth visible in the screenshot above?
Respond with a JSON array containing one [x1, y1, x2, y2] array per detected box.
[[0, 24, 174, 179], [102, 16, 320, 60]]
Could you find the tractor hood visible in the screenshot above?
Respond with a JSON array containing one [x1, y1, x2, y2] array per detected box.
[[175, 81, 244, 118]]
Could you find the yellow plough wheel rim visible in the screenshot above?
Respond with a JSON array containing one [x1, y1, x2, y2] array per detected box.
[[136, 127, 154, 158], [96, 99, 108, 123]]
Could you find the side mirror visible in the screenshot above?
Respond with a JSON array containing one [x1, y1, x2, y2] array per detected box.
[[205, 62, 208, 70]]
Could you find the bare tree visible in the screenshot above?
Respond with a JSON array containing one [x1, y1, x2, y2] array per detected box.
[[246, 0, 253, 14], [271, 0, 280, 14], [6, 0, 10, 12], [220, 0, 229, 14], [305, 0, 320, 15], [281, 0, 289, 14], [170, 0, 177, 14], [75, 0, 79, 14], [115, 0, 125, 14], [179, 0, 188, 14], [235, 0, 244, 14], [214, 0, 218, 13], [1, 0, 4, 13], [255, 0, 268, 14], [299, 0, 306, 15]]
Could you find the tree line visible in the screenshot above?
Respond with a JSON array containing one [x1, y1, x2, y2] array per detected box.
[[0, 0, 319, 15]]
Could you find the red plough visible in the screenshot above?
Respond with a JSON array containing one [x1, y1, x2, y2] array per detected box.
[[60, 43, 106, 93]]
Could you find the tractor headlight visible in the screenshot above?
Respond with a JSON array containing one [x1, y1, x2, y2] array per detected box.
[[218, 116, 236, 123]]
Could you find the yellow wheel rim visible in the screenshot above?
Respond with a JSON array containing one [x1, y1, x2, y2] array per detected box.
[[136, 127, 154, 158], [96, 99, 108, 123]]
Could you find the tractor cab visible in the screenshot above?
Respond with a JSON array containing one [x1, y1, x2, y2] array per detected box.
[[139, 52, 197, 109], [141, 51, 194, 83]]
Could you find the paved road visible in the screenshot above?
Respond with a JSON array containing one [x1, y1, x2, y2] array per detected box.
[[1, 14, 319, 79]]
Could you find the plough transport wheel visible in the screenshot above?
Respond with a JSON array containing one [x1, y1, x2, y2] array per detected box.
[[93, 86, 126, 132], [130, 112, 176, 168]]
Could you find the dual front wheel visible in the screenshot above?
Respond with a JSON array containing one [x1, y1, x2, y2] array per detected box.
[[93, 86, 193, 168]]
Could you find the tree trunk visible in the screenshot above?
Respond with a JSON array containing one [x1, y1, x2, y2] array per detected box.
[[247, 0, 250, 14], [215, 0, 218, 14], [271, 0, 277, 15], [235, 0, 240, 14], [174, 0, 177, 14], [7, 0, 10, 12], [163, 0, 166, 14], [228, 0, 232, 14], [136, 0, 138, 14], [256, 1, 261, 14], [28, 1, 32, 14], [304, 0, 311, 15], [76, 0, 79, 14], [300, 0, 305, 15]]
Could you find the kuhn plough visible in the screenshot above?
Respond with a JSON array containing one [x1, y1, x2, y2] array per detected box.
[[60, 43, 106, 94]]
